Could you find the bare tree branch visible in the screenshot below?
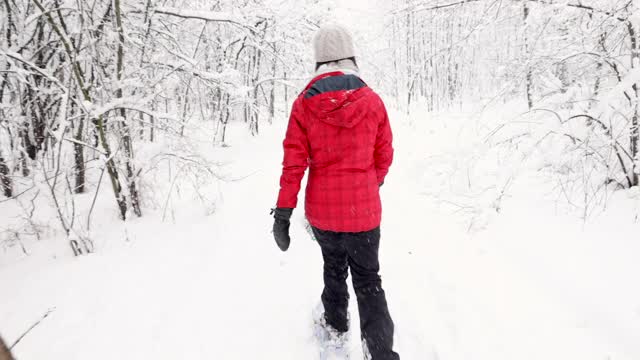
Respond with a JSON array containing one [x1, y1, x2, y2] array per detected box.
[[9, 308, 55, 351]]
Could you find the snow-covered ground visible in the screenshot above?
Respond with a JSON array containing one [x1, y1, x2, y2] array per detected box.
[[1, 105, 640, 359]]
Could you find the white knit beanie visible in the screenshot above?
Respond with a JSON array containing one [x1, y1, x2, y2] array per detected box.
[[313, 24, 356, 64]]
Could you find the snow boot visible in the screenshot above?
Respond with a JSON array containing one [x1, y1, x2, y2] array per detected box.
[[313, 303, 351, 359]]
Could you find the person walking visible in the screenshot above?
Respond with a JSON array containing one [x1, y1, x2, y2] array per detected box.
[[271, 24, 400, 360]]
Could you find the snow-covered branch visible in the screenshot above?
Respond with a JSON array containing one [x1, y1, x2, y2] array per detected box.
[[153, 7, 256, 31]]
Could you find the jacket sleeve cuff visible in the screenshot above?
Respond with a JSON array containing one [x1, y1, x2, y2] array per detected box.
[[276, 192, 298, 209]]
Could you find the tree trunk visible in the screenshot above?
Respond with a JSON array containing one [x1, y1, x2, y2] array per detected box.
[[0, 0, 14, 105], [251, 48, 263, 135], [19, 131, 30, 177], [115, 0, 142, 217], [405, 9, 412, 111], [628, 22, 639, 187], [0, 154, 12, 198], [283, 69, 289, 105], [269, 50, 276, 124], [150, 102, 155, 142], [524, 1, 533, 110], [73, 102, 85, 193], [179, 86, 191, 137]]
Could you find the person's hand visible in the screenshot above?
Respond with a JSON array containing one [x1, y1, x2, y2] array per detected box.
[[271, 208, 293, 251]]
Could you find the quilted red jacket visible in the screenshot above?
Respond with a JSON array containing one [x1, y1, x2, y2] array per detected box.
[[276, 71, 393, 233]]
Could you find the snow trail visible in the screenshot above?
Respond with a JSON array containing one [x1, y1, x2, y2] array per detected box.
[[1, 112, 639, 359]]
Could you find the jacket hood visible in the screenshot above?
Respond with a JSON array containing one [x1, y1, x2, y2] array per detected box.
[[301, 72, 372, 128]]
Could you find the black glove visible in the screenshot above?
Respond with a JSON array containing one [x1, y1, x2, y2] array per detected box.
[[271, 207, 293, 251]]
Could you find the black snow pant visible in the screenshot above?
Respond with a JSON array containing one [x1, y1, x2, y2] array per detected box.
[[312, 226, 400, 360]]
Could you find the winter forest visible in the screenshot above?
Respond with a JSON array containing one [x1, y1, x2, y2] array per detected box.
[[1, 0, 639, 359]]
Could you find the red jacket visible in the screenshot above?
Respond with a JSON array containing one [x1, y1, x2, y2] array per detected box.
[[276, 71, 393, 232]]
